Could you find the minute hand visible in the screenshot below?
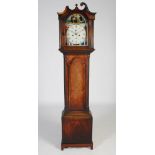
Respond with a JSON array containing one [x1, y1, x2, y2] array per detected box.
[[76, 29, 85, 34]]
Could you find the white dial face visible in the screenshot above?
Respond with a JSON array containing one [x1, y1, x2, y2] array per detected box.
[[66, 24, 86, 46]]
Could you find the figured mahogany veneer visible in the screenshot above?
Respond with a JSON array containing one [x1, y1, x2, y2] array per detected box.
[[57, 2, 96, 150], [64, 55, 89, 111]]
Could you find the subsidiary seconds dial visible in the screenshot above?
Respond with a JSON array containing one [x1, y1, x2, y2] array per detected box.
[[66, 24, 86, 46]]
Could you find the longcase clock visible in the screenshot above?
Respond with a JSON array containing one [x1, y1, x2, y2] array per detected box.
[[57, 2, 96, 150]]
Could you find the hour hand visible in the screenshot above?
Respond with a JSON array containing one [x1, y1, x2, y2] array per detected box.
[[76, 29, 84, 34], [69, 29, 75, 34]]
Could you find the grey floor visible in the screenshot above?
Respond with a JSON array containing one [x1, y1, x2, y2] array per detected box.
[[38, 103, 116, 155]]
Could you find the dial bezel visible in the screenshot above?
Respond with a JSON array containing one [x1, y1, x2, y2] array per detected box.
[[65, 14, 88, 46]]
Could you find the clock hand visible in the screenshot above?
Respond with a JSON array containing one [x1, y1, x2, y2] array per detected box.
[[67, 28, 74, 35], [70, 30, 75, 34], [76, 29, 85, 35], [76, 29, 82, 34]]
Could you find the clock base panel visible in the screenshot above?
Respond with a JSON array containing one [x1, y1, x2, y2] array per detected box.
[[61, 111, 93, 150]]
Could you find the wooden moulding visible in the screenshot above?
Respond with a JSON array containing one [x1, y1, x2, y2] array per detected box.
[[61, 143, 93, 150]]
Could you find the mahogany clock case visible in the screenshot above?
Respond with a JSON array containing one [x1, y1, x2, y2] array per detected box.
[[58, 3, 96, 150]]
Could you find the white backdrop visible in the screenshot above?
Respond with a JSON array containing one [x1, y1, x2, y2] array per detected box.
[[38, 0, 115, 154], [1, 1, 155, 155]]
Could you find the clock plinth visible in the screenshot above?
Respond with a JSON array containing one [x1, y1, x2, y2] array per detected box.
[[58, 2, 96, 150], [61, 111, 93, 150]]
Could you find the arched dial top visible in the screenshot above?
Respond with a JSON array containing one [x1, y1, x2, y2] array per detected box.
[[66, 14, 88, 46]]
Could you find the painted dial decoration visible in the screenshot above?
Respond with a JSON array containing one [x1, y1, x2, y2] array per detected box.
[[65, 14, 87, 46]]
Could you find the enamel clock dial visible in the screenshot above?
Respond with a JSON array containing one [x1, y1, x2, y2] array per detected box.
[[65, 14, 87, 46]]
